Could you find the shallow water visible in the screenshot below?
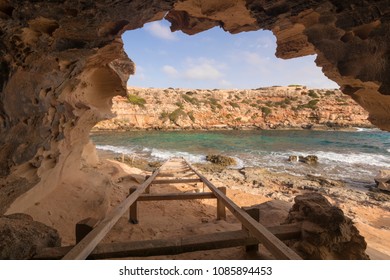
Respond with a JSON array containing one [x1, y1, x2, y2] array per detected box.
[[91, 129, 390, 187]]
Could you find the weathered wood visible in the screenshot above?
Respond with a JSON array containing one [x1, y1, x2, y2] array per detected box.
[[151, 178, 202, 185], [185, 160, 302, 260], [144, 175, 151, 194], [61, 166, 161, 260], [129, 187, 138, 224], [34, 224, 302, 260], [242, 207, 260, 252], [75, 218, 99, 244], [138, 192, 216, 201], [217, 187, 226, 220]]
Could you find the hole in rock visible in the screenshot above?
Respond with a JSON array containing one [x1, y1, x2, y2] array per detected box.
[[122, 19, 337, 90], [90, 19, 388, 193]]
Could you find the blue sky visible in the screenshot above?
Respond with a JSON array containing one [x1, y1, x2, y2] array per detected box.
[[122, 20, 338, 89]]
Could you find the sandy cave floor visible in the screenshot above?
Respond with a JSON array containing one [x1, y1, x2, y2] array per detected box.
[[20, 157, 390, 260]]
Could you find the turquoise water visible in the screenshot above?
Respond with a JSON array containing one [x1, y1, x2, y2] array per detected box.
[[91, 129, 390, 186]]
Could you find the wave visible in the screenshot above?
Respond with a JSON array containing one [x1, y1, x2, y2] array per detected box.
[[150, 148, 206, 163], [354, 127, 380, 132], [276, 150, 390, 167], [95, 144, 136, 155]]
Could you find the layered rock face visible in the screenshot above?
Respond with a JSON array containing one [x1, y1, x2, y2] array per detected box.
[[0, 213, 61, 259], [1, 1, 389, 213], [94, 87, 371, 130], [285, 193, 369, 260]]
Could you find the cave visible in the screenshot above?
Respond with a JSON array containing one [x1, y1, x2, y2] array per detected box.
[[0, 0, 389, 259]]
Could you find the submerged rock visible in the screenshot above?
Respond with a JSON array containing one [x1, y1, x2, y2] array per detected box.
[[285, 193, 369, 260], [206, 154, 237, 166], [0, 214, 61, 259], [288, 155, 318, 164]]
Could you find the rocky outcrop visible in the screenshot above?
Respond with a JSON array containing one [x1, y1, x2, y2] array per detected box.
[[94, 87, 371, 130], [285, 193, 369, 260], [1, 1, 390, 214], [206, 154, 237, 166], [0, 213, 61, 259], [374, 170, 390, 191]]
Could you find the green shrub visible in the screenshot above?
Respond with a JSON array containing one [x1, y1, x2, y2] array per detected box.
[[159, 111, 169, 120], [182, 94, 200, 105], [229, 102, 240, 108], [188, 111, 195, 122], [288, 84, 302, 87], [169, 108, 186, 123], [325, 90, 335, 96], [175, 101, 184, 109], [261, 106, 272, 117], [127, 94, 146, 107], [308, 90, 319, 98]]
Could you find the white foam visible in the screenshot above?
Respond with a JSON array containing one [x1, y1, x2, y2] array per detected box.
[[311, 151, 390, 167], [354, 127, 380, 132], [150, 148, 206, 163], [95, 144, 135, 155]]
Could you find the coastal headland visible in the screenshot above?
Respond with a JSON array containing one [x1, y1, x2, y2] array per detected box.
[[94, 86, 372, 131]]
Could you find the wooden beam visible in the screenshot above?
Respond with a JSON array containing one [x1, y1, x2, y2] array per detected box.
[[129, 187, 138, 224], [138, 192, 215, 201], [34, 224, 301, 260], [151, 178, 202, 185], [242, 207, 260, 252], [217, 187, 226, 220], [61, 166, 161, 260], [185, 160, 302, 260]]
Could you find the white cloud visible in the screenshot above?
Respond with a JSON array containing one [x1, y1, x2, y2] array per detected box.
[[145, 21, 177, 41], [162, 65, 179, 77], [241, 51, 271, 66], [184, 63, 223, 80]]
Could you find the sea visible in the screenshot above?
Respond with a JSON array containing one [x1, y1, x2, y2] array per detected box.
[[90, 129, 390, 188]]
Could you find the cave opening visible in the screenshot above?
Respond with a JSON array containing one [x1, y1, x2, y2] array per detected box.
[[121, 19, 337, 90]]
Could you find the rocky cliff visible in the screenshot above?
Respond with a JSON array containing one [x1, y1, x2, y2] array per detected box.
[[1, 0, 389, 214], [94, 86, 371, 130]]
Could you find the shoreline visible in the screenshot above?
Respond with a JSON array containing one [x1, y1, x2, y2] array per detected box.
[[91, 124, 377, 133]]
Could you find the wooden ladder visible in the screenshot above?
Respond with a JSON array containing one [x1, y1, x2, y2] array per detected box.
[[34, 157, 302, 260]]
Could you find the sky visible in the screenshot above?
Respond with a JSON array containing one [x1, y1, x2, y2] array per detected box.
[[122, 20, 338, 90]]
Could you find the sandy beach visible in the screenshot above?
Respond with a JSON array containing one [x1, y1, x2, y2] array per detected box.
[[18, 147, 390, 260]]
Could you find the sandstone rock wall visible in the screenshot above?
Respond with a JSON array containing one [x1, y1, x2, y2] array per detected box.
[[94, 86, 371, 130], [1, 0, 389, 213]]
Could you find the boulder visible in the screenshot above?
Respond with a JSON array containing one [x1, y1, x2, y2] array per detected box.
[[285, 193, 369, 260], [288, 155, 318, 164], [206, 154, 237, 166], [0, 214, 61, 259], [302, 155, 318, 164], [374, 170, 390, 191], [288, 155, 299, 162]]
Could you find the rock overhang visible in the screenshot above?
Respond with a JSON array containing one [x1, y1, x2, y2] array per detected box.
[[0, 0, 389, 213]]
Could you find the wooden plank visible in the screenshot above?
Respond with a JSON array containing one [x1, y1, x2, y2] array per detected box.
[[217, 187, 226, 220], [242, 207, 260, 252], [129, 187, 138, 224], [138, 192, 215, 201], [152, 178, 202, 185], [157, 172, 196, 178], [185, 160, 302, 260], [61, 166, 161, 260], [34, 224, 301, 260]]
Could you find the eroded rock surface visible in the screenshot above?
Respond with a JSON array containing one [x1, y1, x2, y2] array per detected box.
[[285, 193, 369, 260], [0, 213, 61, 259], [0, 0, 389, 213]]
